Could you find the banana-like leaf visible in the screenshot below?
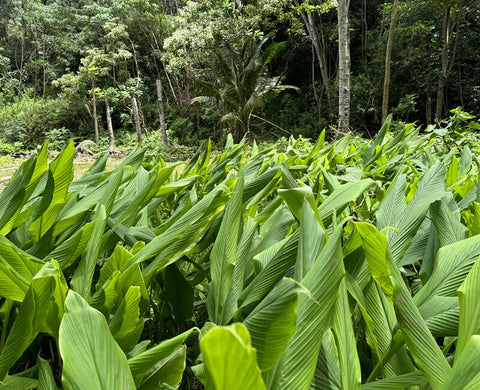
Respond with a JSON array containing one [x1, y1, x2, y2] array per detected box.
[[272, 226, 344, 390], [29, 141, 75, 242], [70, 204, 107, 297], [222, 217, 258, 323], [0, 262, 64, 380], [243, 278, 303, 372], [318, 179, 374, 226], [238, 230, 299, 308], [201, 323, 266, 390], [44, 220, 96, 269], [332, 279, 361, 389], [430, 197, 468, 246], [414, 234, 480, 307], [137, 345, 186, 390], [387, 163, 447, 263], [441, 335, 480, 390], [294, 198, 325, 281], [376, 173, 407, 231], [356, 222, 451, 389], [38, 356, 58, 390], [207, 171, 244, 324], [128, 328, 197, 387], [125, 182, 230, 281], [309, 331, 341, 390], [108, 286, 145, 352], [361, 371, 425, 389], [59, 290, 136, 390], [457, 257, 480, 358], [278, 187, 314, 221], [363, 282, 414, 378], [0, 375, 38, 390]]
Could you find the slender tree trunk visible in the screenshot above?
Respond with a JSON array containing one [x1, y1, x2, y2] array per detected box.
[[362, 0, 368, 63], [42, 45, 46, 104], [381, 0, 399, 123], [435, 2, 451, 122], [337, 0, 351, 134], [426, 85, 432, 125], [105, 96, 114, 151], [92, 80, 99, 145], [299, 9, 331, 111], [156, 79, 168, 147], [132, 96, 142, 142]]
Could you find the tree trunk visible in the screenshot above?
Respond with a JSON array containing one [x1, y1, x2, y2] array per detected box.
[[299, 9, 331, 111], [381, 0, 399, 123], [337, 0, 351, 134], [132, 96, 142, 143], [105, 96, 114, 151], [92, 80, 99, 145], [426, 86, 432, 125], [435, 2, 451, 122], [156, 79, 168, 147]]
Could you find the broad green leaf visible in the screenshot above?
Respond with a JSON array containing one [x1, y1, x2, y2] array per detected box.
[[388, 163, 447, 263], [59, 290, 136, 390], [108, 286, 145, 352], [332, 279, 361, 389], [361, 371, 425, 389], [128, 328, 197, 386], [446, 156, 460, 187], [278, 187, 314, 221], [201, 323, 266, 390], [222, 217, 258, 323], [207, 171, 244, 324], [430, 198, 468, 246], [38, 356, 58, 390], [318, 179, 374, 226], [376, 173, 407, 231], [308, 331, 341, 390], [238, 230, 299, 308], [29, 141, 75, 242], [457, 257, 480, 358], [126, 182, 229, 282], [0, 262, 62, 380], [441, 336, 480, 390], [355, 222, 394, 300], [71, 205, 107, 298], [0, 161, 34, 235], [243, 278, 302, 372], [137, 345, 186, 390], [294, 198, 325, 280], [414, 234, 480, 307], [363, 282, 414, 378], [273, 227, 345, 390], [0, 375, 38, 390], [356, 223, 451, 389], [44, 220, 96, 269]]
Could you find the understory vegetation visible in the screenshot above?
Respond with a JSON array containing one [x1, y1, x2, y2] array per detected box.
[[0, 112, 480, 389]]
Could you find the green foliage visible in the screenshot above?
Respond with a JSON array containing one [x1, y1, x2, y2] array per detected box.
[[2, 99, 480, 388], [45, 127, 73, 151], [1, 120, 26, 143]]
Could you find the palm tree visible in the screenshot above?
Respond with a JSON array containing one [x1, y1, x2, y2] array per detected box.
[[194, 36, 298, 141]]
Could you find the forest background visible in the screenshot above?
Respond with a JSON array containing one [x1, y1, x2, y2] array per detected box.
[[0, 0, 479, 154]]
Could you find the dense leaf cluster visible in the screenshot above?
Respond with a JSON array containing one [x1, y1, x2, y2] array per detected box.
[[0, 116, 480, 388]]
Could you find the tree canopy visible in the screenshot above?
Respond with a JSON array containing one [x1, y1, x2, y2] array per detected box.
[[0, 0, 478, 148]]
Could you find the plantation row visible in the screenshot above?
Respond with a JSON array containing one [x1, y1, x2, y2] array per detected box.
[[1, 116, 480, 389]]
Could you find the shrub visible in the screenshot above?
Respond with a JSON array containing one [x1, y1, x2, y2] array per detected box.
[[45, 127, 73, 151]]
